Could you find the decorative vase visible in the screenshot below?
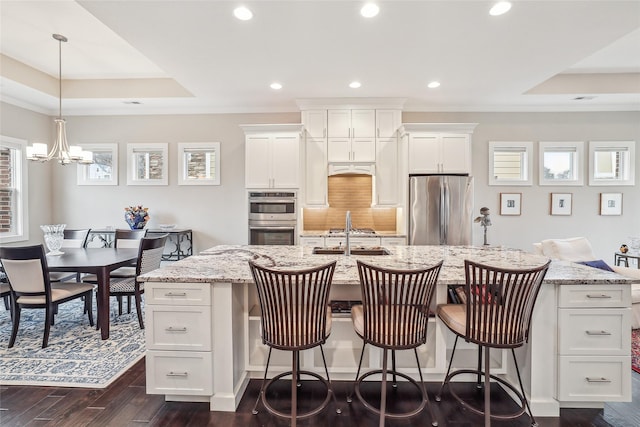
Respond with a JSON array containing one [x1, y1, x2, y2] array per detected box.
[[40, 224, 66, 255], [124, 213, 148, 230]]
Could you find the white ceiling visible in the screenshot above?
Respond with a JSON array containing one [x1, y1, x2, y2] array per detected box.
[[1, 0, 639, 116]]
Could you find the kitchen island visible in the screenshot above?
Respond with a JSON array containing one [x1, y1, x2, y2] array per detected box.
[[139, 245, 634, 416]]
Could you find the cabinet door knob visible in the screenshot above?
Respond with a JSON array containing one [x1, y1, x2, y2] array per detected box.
[[166, 371, 189, 377], [166, 326, 188, 332], [586, 294, 612, 299], [585, 330, 612, 335], [165, 292, 187, 297]]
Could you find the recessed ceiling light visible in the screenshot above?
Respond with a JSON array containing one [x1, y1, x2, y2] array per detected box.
[[427, 81, 441, 89], [489, 1, 512, 16], [361, 3, 380, 18], [349, 81, 362, 89], [270, 82, 282, 90], [234, 6, 253, 21]]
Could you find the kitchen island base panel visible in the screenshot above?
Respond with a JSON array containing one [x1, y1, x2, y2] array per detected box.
[[140, 245, 635, 416]]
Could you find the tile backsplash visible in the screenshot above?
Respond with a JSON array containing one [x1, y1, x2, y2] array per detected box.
[[302, 174, 397, 231]]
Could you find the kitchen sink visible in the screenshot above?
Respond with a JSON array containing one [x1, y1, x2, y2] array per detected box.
[[312, 246, 391, 256]]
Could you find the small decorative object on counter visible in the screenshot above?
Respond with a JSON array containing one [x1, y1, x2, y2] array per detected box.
[[124, 205, 149, 230], [620, 244, 629, 254], [474, 207, 492, 246], [40, 224, 66, 255]]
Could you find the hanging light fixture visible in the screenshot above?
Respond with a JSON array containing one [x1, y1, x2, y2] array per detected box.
[[26, 34, 92, 165]]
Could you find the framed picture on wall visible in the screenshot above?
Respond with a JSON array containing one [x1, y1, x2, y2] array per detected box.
[[600, 193, 623, 215], [550, 193, 572, 216], [500, 193, 522, 216]]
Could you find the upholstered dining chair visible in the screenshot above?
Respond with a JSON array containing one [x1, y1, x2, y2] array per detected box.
[[103, 234, 167, 329], [0, 244, 95, 348], [348, 260, 443, 427], [83, 228, 148, 314], [248, 260, 340, 427], [435, 259, 550, 427], [48, 228, 91, 283]]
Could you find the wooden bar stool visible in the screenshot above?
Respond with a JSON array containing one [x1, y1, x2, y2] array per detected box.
[[348, 259, 443, 427], [248, 260, 340, 427], [435, 259, 550, 426]]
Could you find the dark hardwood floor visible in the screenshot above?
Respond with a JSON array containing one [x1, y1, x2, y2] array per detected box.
[[1, 358, 638, 426]]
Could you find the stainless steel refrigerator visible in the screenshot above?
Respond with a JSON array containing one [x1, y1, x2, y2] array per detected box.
[[408, 174, 474, 245]]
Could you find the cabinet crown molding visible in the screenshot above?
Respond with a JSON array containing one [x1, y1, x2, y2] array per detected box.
[[296, 98, 406, 111], [400, 123, 478, 135]]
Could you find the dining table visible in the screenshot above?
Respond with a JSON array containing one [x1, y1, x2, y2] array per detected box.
[[46, 247, 139, 340]]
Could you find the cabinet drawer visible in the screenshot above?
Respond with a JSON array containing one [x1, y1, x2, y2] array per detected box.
[[558, 356, 631, 401], [299, 237, 324, 247], [145, 282, 211, 306], [558, 285, 630, 308], [558, 308, 631, 355], [146, 305, 212, 351], [146, 350, 213, 396]]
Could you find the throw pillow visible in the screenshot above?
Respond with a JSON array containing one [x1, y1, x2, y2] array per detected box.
[[576, 259, 614, 272]]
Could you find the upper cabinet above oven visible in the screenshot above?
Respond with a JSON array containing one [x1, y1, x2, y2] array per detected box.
[[242, 124, 304, 189]]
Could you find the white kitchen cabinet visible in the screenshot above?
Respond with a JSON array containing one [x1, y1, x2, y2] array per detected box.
[[242, 124, 303, 189], [328, 137, 375, 163], [557, 284, 631, 402], [304, 137, 327, 205], [327, 109, 375, 138], [145, 282, 213, 396], [374, 137, 398, 205], [376, 110, 401, 138], [401, 123, 478, 174], [302, 110, 327, 139], [380, 236, 406, 246], [407, 133, 470, 174], [299, 236, 324, 247]]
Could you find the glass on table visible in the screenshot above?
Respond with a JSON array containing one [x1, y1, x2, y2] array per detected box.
[[40, 224, 66, 255]]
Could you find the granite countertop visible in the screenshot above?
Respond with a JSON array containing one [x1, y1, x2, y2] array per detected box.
[[301, 230, 406, 238], [139, 245, 635, 286]]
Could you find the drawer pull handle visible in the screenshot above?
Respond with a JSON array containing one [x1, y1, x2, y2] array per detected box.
[[166, 371, 188, 377], [586, 377, 611, 383], [165, 326, 187, 332], [165, 327, 187, 332], [585, 294, 612, 299], [165, 292, 187, 297], [586, 330, 611, 336]]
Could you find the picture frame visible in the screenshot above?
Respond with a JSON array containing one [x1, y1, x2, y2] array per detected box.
[[600, 192, 623, 216], [550, 193, 572, 216], [126, 143, 168, 186], [77, 143, 118, 186], [500, 193, 522, 216]]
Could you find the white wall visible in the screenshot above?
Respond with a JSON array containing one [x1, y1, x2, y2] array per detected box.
[[405, 111, 640, 262], [3, 102, 638, 263]]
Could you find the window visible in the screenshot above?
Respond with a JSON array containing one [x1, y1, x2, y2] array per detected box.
[[589, 141, 635, 186], [77, 143, 118, 185], [489, 142, 533, 186], [178, 142, 221, 185], [539, 142, 584, 186], [0, 135, 29, 243], [126, 143, 168, 185]]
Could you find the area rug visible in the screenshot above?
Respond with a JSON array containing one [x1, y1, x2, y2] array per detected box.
[[0, 298, 145, 388], [633, 329, 640, 374]]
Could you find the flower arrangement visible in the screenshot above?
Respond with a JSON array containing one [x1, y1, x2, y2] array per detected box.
[[124, 205, 150, 230]]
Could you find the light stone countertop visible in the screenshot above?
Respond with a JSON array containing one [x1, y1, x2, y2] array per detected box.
[[138, 244, 635, 286]]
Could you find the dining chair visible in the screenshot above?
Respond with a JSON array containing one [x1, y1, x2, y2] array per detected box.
[[248, 260, 340, 427], [435, 259, 550, 427], [347, 260, 443, 427], [0, 244, 95, 348], [83, 228, 148, 313], [103, 234, 167, 329], [49, 228, 91, 283]]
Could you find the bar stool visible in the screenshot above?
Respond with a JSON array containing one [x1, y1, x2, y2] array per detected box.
[[435, 259, 550, 427], [348, 259, 443, 427], [248, 260, 340, 427]]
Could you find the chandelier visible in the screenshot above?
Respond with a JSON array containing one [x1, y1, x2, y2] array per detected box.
[[26, 34, 92, 165]]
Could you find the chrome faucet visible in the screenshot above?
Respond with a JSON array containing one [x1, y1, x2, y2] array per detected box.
[[345, 210, 352, 256]]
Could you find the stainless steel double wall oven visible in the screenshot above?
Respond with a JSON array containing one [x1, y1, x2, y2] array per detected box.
[[248, 191, 297, 245]]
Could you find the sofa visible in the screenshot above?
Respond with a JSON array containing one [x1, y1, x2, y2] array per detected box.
[[533, 237, 640, 329]]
